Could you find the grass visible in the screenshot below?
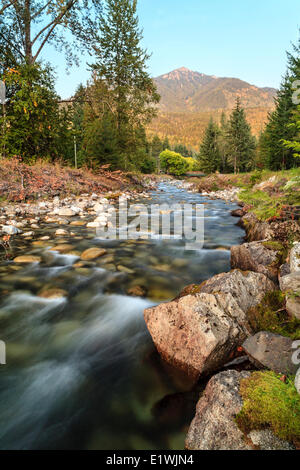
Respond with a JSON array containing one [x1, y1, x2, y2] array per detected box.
[[247, 291, 300, 340], [236, 371, 300, 444]]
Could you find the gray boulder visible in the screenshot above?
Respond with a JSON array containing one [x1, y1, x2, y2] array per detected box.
[[290, 243, 300, 273], [199, 270, 276, 313], [231, 241, 284, 283], [144, 293, 250, 381], [185, 370, 294, 450], [242, 331, 298, 375], [280, 271, 300, 320]]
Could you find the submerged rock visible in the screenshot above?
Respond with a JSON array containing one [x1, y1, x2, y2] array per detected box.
[[81, 247, 107, 261], [231, 241, 285, 283], [144, 293, 250, 381], [13, 255, 41, 264], [242, 331, 298, 375], [38, 288, 68, 299]]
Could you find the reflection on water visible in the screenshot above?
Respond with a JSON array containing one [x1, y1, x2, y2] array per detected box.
[[0, 182, 244, 449]]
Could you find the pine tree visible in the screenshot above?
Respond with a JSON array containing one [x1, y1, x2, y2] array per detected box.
[[218, 111, 230, 172], [260, 39, 300, 170], [162, 136, 170, 150], [227, 98, 256, 173], [83, 112, 120, 169], [92, 0, 160, 168], [198, 118, 221, 174], [151, 134, 163, 172]]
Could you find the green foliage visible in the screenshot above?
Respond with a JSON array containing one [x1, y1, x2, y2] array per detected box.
[[92, 0, 160, 169], [227, 98, 256, 173], [237, 371, 300, 443], [83, 112, 120, 169], [238, 188, 283, 220], [0, 63, 71, 162], [247, 290, 300, 340], [198, 118, 221, 173], [159, 150, 189, 176], [260, 40, 300, 170]]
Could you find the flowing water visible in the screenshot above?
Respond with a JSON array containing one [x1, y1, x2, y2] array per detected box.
[[0, 182, 244, 450]]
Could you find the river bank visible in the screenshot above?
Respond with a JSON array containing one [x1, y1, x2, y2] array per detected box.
[[144, 173, 300, 450]]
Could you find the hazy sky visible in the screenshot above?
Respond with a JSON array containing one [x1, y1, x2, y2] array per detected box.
[[44, 0, 300, 98]]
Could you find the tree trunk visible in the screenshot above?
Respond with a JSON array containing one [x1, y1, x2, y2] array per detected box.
[[24, 0, 33, 64]]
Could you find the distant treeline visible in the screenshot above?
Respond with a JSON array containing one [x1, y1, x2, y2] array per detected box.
[[0, 0, 299, 174]]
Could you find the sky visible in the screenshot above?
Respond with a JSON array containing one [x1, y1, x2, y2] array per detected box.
[[44, 0, 300, 98]]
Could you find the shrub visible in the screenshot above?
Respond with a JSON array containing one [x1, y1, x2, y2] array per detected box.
[[159, 150, 189, 176]]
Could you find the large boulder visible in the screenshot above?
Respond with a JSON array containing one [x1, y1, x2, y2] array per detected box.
[[242, 332, 298, 375], [185, 370, 294, 450], [231, 241, 285, 283], [290, 243, 300, 273], [144, 293, 250, 381], [186, 371, 252, 450], [280, 271, 300, 320], [240, 213, 273, 242], [199, 270, 276, 313]]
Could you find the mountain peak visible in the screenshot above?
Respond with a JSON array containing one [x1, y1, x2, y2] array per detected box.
[[176, 66, 192, 72]]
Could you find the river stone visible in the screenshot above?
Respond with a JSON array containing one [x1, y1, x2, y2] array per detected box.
[[231, 241, 283, 283], [144, 293, 251, 381], [50, 244, 74, 253], [55, 228, 69, 236], [57, 208, 76, 217], [199, 270, 276, 313], [242, 331, 298, 375], [127, 286, 146, 297], [38, 288, 68, 299], [185, 370, 252, 450], [2, 225, 22, 235], [13, 255, 41, 264], [70, 220, 86, 226], [81, 247, 107, 261], [290, 243, 300, 273]]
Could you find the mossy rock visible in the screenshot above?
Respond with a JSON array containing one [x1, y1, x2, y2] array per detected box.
[[236, 371, 300, 445], [247, 290, 300, 340]]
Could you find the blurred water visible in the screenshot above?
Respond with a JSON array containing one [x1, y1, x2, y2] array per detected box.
[[0, 182, 244, 449]]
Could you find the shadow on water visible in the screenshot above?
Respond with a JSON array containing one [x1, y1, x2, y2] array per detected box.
[[0, 182, 245, 450]]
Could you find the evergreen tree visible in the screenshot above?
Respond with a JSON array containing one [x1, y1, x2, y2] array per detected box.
[[83, 112, 120, 169], [227, 98, 256, 173], [218, 111, 230, 172], [260, 40, 300, 170], [198, 118, 221, 173], [151, 134, 163, 172], [162, 136, 170, 150], [92, 0, 160, 168]]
